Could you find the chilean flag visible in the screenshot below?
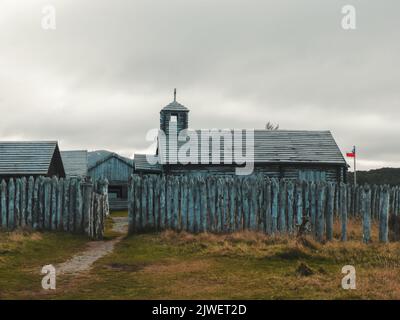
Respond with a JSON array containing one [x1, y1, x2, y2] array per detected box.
[[346, 147, 356, 158]]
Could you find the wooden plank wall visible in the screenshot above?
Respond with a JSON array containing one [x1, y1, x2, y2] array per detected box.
[[0, 176, 108, 240], [128, 174, 400, 243]]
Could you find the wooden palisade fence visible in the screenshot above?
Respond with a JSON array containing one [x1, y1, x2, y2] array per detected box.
[[128, 174, 400, 243], [0, 176, 108, 240]]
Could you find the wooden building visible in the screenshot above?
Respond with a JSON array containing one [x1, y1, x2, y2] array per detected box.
[[61, 150, 88, 178], [88, 150, 134, 211], [0, 141, 65, 179], [134, 93, 348, 183]]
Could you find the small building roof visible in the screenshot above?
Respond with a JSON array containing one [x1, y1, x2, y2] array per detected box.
[[88, 150, 134, 171], [134, 154, 162, 173], [61, 150, 88, 177], [0, 141, 65, 176], [161, 100, 189, 113]]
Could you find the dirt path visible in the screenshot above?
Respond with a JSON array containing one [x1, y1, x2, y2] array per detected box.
[[56, 216, 128, 275]]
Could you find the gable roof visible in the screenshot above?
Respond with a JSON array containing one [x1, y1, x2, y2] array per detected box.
[[0, 141, 63, 176], [88, 150, 134, 171], [61, 150, 88, 177], [157, 130, 347, 165], [161, 100, 189, 112]]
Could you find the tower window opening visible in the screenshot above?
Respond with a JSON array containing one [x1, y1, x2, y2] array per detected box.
[[170, 115, 178, 122]]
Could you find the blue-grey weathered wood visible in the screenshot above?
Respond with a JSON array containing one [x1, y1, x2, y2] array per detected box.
[[63, 179, 70, 231], [68, 178, 76, 232], [1, 180, 7, 228], [194, 177, 201, 232], [15, 178, 21, 227], [340, 183, 348, 241], [188, 177, 195, 232], [200, 177, 207, 232], [51, 176, 57, 230], [56, 178, 64, 230], [75, 178, 83, 232], [154, 175, 161, 231], [362, 185, 371, 243], [310, 182, 316, 235], [179, 176, 187, 231], [379, 185, 390, 243], [8, 178, 15, 229], [229, 177, 236, 232], [173, 176, 180, 230], [166, 176, 172, 228], [20, 177, 27, 227], [287, 181, 294, 233], [326, 182, 334, 241], [295, 180, 303, 227], [316, 182, 326, 242], [271, 178, 279, 234], [223, 177, 230, 231], [148, 176, 155, 228], [26, 176, 34, 227], [264, 177, 272, 234], [278, 179, 287, 233], [43, 178, 51, 230], [159, 175, 166, 230]]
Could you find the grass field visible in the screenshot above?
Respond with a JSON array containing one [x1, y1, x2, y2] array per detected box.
[[1, 212, 400, 299]]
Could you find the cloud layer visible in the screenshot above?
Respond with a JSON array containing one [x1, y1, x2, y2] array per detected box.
[[1, 0, 399, 170]]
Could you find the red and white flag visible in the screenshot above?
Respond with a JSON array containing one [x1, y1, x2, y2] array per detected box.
[[346, 147, 356, 158]]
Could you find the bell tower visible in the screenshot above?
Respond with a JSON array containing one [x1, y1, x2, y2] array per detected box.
[[160, 89, 189, 135]]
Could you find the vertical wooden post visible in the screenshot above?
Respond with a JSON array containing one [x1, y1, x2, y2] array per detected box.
[[1, 180, 7, 228], [229, 177, 236, 232], [68, 178, 77, 232], [50, 176, 58, 230], [15, 178, 21, 228], [242, 179, 249, 231], [249, 176, 257, 231], [142, 175, 148, 228], [173, 176, 180, 230], [310, 182, 317, 236], [63, 179, 70, 232], [148, 176, 155, 228], [200, 176, 208, 232], [379, 185, 390, 243], [82, 178, 93, 235], [188, 177, 195, 232], [223, 177, 230, 232], [264, 177, 272, 235], [43, 178, 51, 230], [295, 180, 303, 228], [20, 177, 27, 228], [159, 175, 166, 230], [75, 178, 83, 232], [271, 178, 279, 234], [340, 182, 348, 241], [316, 182, 326, 242], [278, 179, 287, 233], [154, 175, 161, 231], [166, 175, 172, 228], [326, 182, 335, 241], [287, 181, 294, 233], [362, 185, 372, 243], [180, 176, 188, 231], [207, 177, 216, 232], [8, 178, 15, 229], [26, 177, 34, 228]]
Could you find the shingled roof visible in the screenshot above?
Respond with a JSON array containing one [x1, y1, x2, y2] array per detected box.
[[0, 141, 65, 176], [61, 150, 88, 177], [157, 130, 347, 165]]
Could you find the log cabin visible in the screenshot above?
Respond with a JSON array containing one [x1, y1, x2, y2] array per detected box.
[[134, 92, 348, 183], [0, 141, 65, 180]]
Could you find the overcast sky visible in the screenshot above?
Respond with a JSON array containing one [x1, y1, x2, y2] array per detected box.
[[0, 0, 399, 170]]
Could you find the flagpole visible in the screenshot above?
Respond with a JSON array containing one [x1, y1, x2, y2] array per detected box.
[[353, 145, 357, 186]]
